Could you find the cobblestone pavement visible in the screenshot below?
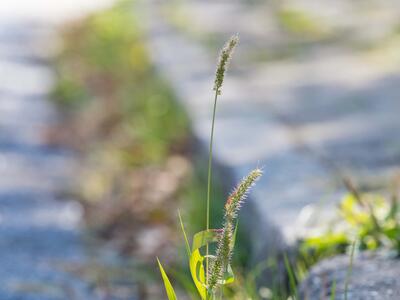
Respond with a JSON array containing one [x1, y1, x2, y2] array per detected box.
[[142, 0, 400, 258], [0, 1, 138, 299], [300, 251, 400, 300]]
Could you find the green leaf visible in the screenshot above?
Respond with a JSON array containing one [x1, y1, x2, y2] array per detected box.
[[157, 258, 178, 300], [232, 220, 239, 249], [178, 210, 191, 259], [283, 253, 298, 300], [340, 194, 369, 225], [192, 229, 219, 252], [190, 230, 219, 299], [189, 229, 236, 298], [220, 264, 235, 285], [189, 248, 207, 299]]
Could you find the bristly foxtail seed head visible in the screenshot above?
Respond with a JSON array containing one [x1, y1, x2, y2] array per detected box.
[[213, 34, 239, 95], [224, 168, 262, 219], [208, 168, 262, 292]]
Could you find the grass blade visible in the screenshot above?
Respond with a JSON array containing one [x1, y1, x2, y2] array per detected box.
[[284, 253, 298, 300], [157, 258, 178, 300], [178, 209, 191, 259], [189, 249, 207, 299], [232, 220, 239, 248]]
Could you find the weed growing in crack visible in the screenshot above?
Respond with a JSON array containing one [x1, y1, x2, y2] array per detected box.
[[157, 35, 263, 300]]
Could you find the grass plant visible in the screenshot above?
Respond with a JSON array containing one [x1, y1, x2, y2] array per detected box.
[[157, 35, 263, 300], [51, 1, 391, 298]]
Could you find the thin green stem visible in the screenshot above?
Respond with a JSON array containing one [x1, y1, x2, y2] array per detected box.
[[344, 240, 356, 300], [206, 91, 219, 285]]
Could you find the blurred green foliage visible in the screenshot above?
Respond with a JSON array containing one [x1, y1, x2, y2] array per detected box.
[[53, 0, 189, 165], [301, 189, 400, 264], [278, 7, 328, 39]]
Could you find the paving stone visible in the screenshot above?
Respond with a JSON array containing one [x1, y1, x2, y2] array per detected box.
[[300, 251, 400, 300], [142, 0, 400, 264]]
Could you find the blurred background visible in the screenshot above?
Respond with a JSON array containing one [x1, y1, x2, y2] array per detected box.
[[0, 0, 399, 299]]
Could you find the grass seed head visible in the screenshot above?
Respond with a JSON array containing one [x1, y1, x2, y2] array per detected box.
[[225, 168, 262, 219], [208, 168, 262, 292], [213, 35, 239, 95]]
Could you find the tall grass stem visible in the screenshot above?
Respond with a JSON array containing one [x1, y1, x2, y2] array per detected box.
[[206, 34, 238, 287], [206, 91, 218, 284]]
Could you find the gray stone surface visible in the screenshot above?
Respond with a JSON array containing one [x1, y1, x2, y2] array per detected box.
[[300, 251, 400, 300], [0, 1, 138, 299], [141, 0, 400, 261]]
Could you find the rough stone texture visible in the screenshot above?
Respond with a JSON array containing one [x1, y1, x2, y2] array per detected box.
[[0, 1, 139, 299], [300, 252, 400, 300], [141, 0, 400, 261]]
